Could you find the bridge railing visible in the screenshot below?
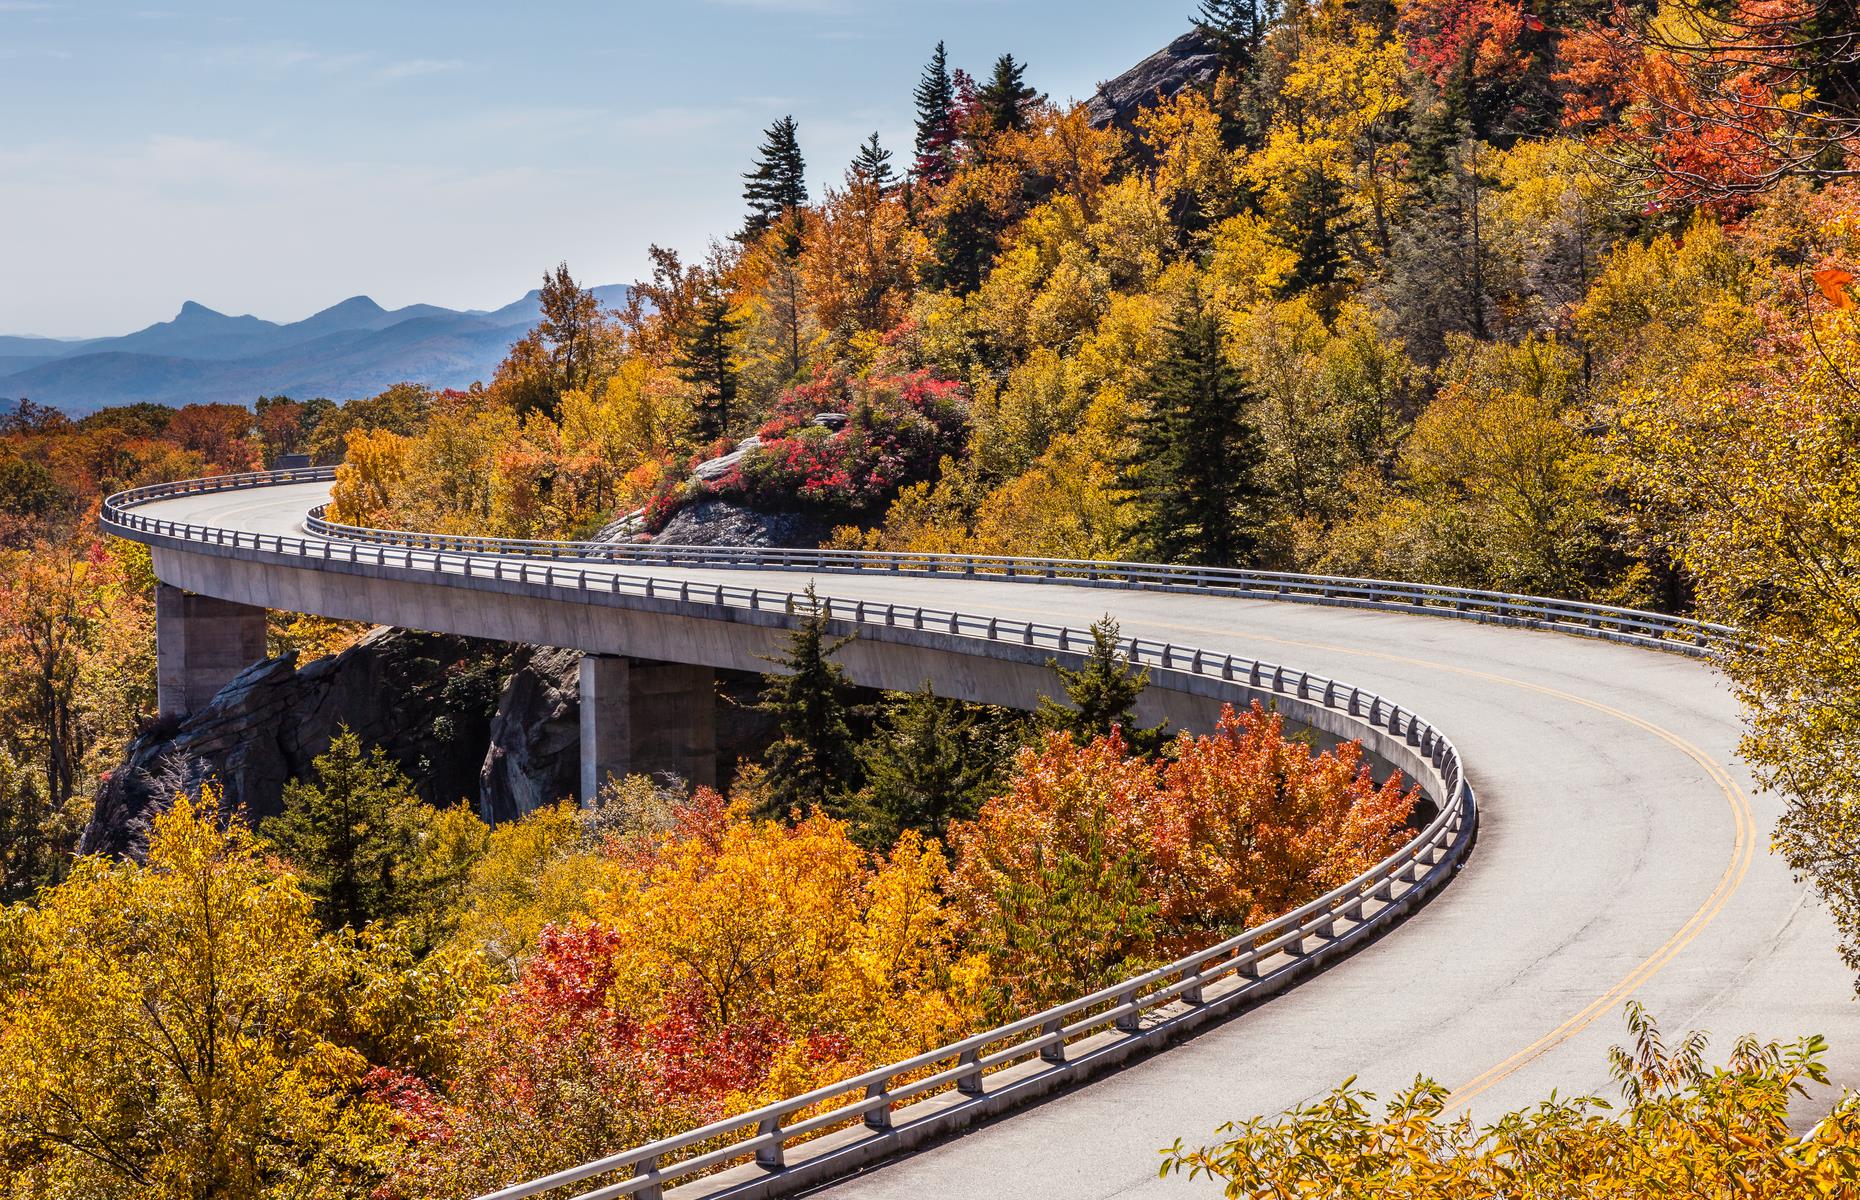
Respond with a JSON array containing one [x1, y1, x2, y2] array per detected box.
[[298, 502, 1731, 657], [99, 468, 1731, 656], [102, 468, 1479, 1200]]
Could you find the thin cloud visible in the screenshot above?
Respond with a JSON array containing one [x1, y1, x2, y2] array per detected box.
[[377, 57, 464, 82]]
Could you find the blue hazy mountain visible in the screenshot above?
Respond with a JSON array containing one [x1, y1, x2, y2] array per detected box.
[[0, 285, 632, 413]]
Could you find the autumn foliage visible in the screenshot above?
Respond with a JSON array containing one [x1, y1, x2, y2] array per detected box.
[[1163, 1003, 1860, 1197], [5, 0, 1860, 1193], [950, 704, 1417, 1012]]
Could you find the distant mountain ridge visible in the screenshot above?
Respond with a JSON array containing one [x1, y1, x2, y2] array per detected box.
[[0, 284, 632, 414]]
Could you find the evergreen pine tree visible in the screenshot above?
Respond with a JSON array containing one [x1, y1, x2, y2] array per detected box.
[[1036, 618, 1170, 754], [927, 186, 997, 295], [1287, 167, 1356, 316], [262, 727, 424, 931], [852, 683, 1011, 847], [1382, 137, 1496, 363], [1194, 0, 1274, 75], [912, 42, 960, 185], [741, 115, 808, 241], [1114, 291, 1268, 569], [755, 586, 860, 820], [676, 288, 738, 442], [850, 131, 895, 191], [977, 53, 1039, 134]]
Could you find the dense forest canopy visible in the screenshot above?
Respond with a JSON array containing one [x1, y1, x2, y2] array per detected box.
[[3, 0, 1860, 1192]]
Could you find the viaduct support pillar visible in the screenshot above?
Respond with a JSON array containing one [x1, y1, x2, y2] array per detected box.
[[155, 583, 268, 720], [579, 656, 718, 802]]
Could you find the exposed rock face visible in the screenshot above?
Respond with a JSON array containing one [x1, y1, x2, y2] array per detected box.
[[86, 626, 793, 853], [653, 500, 837, 549], [84, 628, 506, 856], [1084, 29, 1219, 132], [478, 646, 582, 824]]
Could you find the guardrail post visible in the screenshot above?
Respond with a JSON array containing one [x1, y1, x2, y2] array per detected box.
[[956, 1048, 984, 1095], [863, 1080, 893, 1131], [1114, 988, 1141, 1033], [1182, 970, 1204, 1006], [1040, 1017, 1066, 1064], [756, 1114, 786, 1170], [633, 1156, 664, 1200]]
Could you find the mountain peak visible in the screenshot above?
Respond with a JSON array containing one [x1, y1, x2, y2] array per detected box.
[[174, 300, 226, 321], [318, 295, 387, 317]]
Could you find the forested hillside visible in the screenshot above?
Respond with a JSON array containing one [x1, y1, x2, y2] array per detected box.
[[3, 0, 1860, 1193], [322, 0, 1860, 986]]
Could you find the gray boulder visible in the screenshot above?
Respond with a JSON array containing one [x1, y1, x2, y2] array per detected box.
[[653, 499, 837, 549]]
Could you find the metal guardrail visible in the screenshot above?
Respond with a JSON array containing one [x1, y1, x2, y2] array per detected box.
[[101, 468, 1481, 1200], [106, 466, 1730, 656], [298, 499, 1733, 659]]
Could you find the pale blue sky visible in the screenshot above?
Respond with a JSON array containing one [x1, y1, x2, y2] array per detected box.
[[1, 1, 1190, 335]]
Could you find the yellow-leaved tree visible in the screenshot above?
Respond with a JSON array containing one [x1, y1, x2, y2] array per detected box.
[[0, 793, 466, 1198], [1161, 1004, 1860, 1197]]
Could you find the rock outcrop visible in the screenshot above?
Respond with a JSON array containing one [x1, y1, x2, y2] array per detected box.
[[84, 628, 508, 856], [1084, 29, 1219, 132], [86, 625, 798, 853], [478, 645, 582, 824], [653, 500, 837, 549]]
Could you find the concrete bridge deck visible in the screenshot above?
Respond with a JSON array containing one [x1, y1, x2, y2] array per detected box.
[[114, 478, 1858, 1199]]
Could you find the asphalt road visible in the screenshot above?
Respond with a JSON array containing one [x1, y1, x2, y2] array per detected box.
[[130, 481, 1860, 1198]]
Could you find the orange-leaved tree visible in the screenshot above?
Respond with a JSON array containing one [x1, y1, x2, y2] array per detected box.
[[1145, 703, 1418, 950], [382, 800, 988, 1197], [948, 704, 1417, 1014]]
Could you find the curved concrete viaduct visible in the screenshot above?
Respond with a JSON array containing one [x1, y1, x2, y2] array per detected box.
[[107, 474, 1858, 1200]]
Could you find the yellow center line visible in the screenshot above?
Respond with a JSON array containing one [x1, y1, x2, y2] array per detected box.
[[892, 590, 1756, 1109]]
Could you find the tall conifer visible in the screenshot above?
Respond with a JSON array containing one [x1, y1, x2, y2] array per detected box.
[[676, 288, 738, 442], [1194, 0, 1274, 74], [977, 53, 1039, 134], [850, 131, 895, 190], [912, 41, 959, 185], [262, 727, 424, 931], [741, 115, 808, 240], [1114, 292, 1267, 569], [754, 587, 860, 820]]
